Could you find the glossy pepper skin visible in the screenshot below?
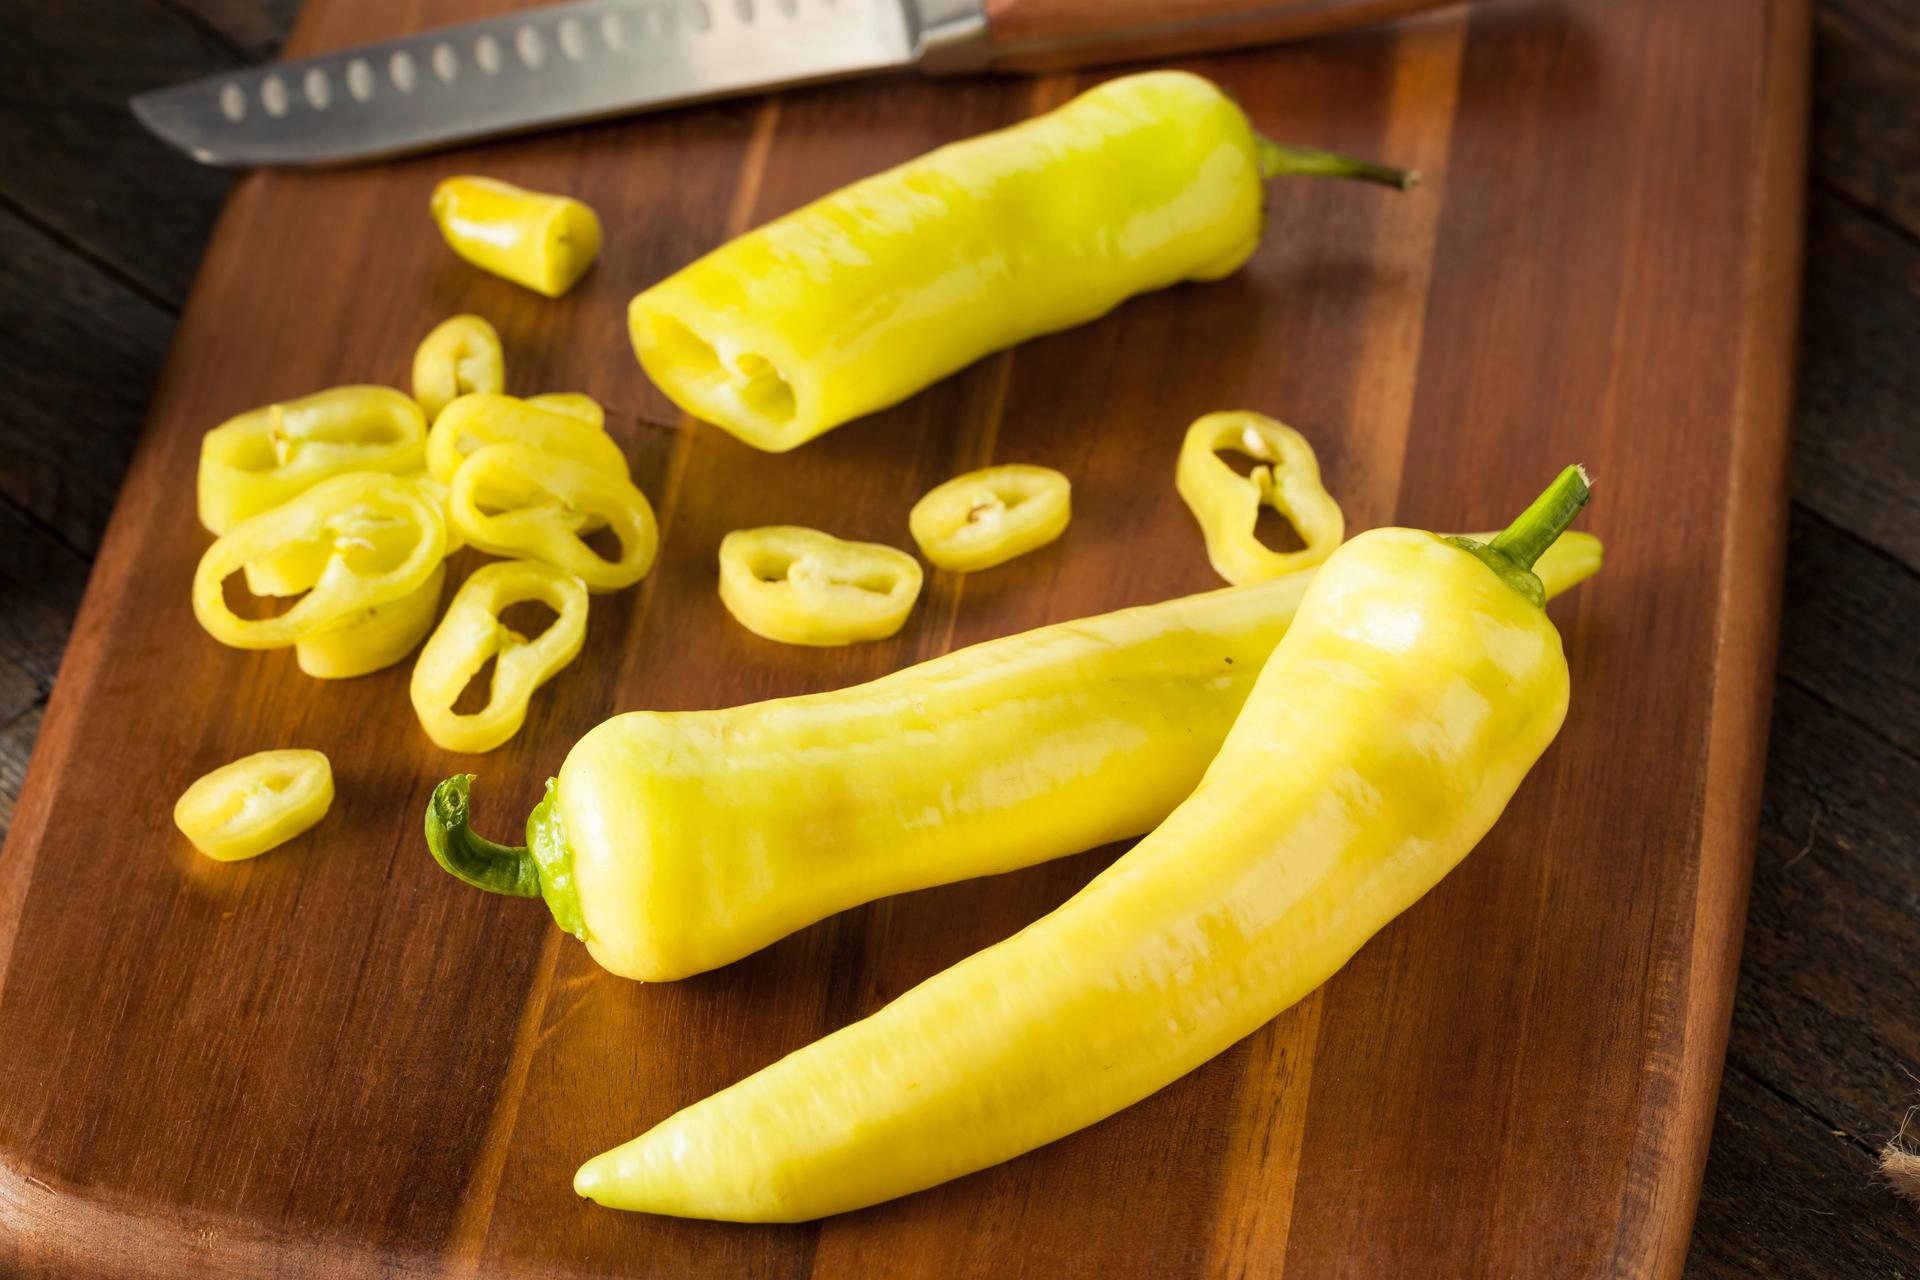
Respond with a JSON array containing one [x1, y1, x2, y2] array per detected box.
[[629, 71, 1413, 452], [294, 562, 447, 680], [427, 529, 1598, 982], [431, 176, 601, 298], [573, 469, 1591, 1221]]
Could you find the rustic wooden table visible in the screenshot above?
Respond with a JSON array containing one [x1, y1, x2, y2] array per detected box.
[[1, 1, 1914, 1272]]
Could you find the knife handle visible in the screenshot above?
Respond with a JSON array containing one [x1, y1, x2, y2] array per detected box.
[[981, 0, 1458, 71]]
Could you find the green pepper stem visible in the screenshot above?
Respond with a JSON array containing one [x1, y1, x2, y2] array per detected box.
[[1443, 465, 1592, 608], [1256, 138, 1419, 190], [425, 774, 542, 899], [1491, 465, 1593, 571]]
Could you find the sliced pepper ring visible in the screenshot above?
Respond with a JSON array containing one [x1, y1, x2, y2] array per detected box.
[[718, 525, 924, 646], [295, 561, 448, 680], [430, 175, 602, 298], [426, 393, 629, 485], [449, 443, 659, 592], [909, 464, 1072, 572], [413, 314, 506, 425], [173, 749, 334, 862], [1175, 411, 1345, 584], [193, 472, 448, 649], [197, 386, 427, 535], [244, 470, 458, 597], [525, 392, 605, 431], [409, 560, 589, 753]]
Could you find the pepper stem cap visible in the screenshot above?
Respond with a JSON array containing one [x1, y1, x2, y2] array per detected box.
[[1445, 465, 1593, 607], [426, 774, 541, 899]]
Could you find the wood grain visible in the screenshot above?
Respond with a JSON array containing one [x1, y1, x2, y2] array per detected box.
[[0, 0, 1810, 1276], [982, 0, 1454, 70]]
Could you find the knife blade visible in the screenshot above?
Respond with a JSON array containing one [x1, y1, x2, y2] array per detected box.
[[131, 0, 987, 167], [130, 0, 1455, 168]]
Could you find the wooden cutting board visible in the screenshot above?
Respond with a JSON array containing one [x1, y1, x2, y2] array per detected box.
[[0, 0, 1806, 1274]]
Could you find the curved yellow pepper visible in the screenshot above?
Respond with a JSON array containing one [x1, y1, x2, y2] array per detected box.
[[572, 468, 1590, 1221], [294, 562, 447, 680], [413, 314, 505, 424], [427, 529, 1599, 982], [426, 393, 628, 485], [629, 70, 1411, 452], [1176, 410, 1345, 584], [909, 464, 1071, 572], [430, 176, 601, 298], [197, 386, 426, 535], [525, 392, 604, 430], [174, 749, 333, 862], [448, 444, 658, 592], [410, 560, 589, 754], [717, 526, 923, 646], [193, 472, 446, 649]]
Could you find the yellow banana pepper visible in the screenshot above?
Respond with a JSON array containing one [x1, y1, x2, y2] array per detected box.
[[448, 444, 658, 592], [525, 392, 604, 430], [197, 386, 426, 534], [426, 528, 1599, 982], [193, 472, 446, 649], [413, 314, 505, 425], [1176, 410, 1345, 584], [570, 467, 1592, 1221], [410, 560, 589, 754], [629, 70, 1412, 452], [908, 464, 1071, 572], [430, 176, 601, 298], [717, 526, 924, 646], [426, 393, 628, 485], [174, 749, 333, 862], [294, 562, 447, 680]]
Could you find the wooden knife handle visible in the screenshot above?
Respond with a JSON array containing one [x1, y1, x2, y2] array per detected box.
[[982, 0, 1459, 71]]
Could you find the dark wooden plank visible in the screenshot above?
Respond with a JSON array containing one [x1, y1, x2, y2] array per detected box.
[[1689, 1063, 1920, 1278], [1812, 0, 1920, 239], [0, 205, 179, 555], [0, 0, 242, 306], [1790, 190, 1920, 574]]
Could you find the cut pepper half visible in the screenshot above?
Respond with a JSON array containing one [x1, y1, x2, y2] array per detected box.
[[430, 176, 601, 298], [909, 464, 1071, 572], [718, 526, 923, 646], [173, 749, 334, 861], [413, 314, 506, 425], [449, 443, 658, 592], [197, 386, 426, 535], [426, 393, 628, 485], [193, 472, 447, 649], [1175, 411, 1344, 584], [410, 560, 589, 753]]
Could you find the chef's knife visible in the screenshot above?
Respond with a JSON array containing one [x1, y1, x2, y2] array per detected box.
[[131, 0, 1453, 168]]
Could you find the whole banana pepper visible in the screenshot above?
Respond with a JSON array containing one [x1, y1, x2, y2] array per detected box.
[[427, 528, 1599, 982], [573, 467, 1592, 1221], [629, 70, 1413, 452]]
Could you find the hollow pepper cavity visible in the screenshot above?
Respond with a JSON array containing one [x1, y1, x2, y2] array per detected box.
[[629, 70, 1413, 452]]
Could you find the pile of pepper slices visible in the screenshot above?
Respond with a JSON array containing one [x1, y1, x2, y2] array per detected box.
[[174, 69, 1608, 1226]]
